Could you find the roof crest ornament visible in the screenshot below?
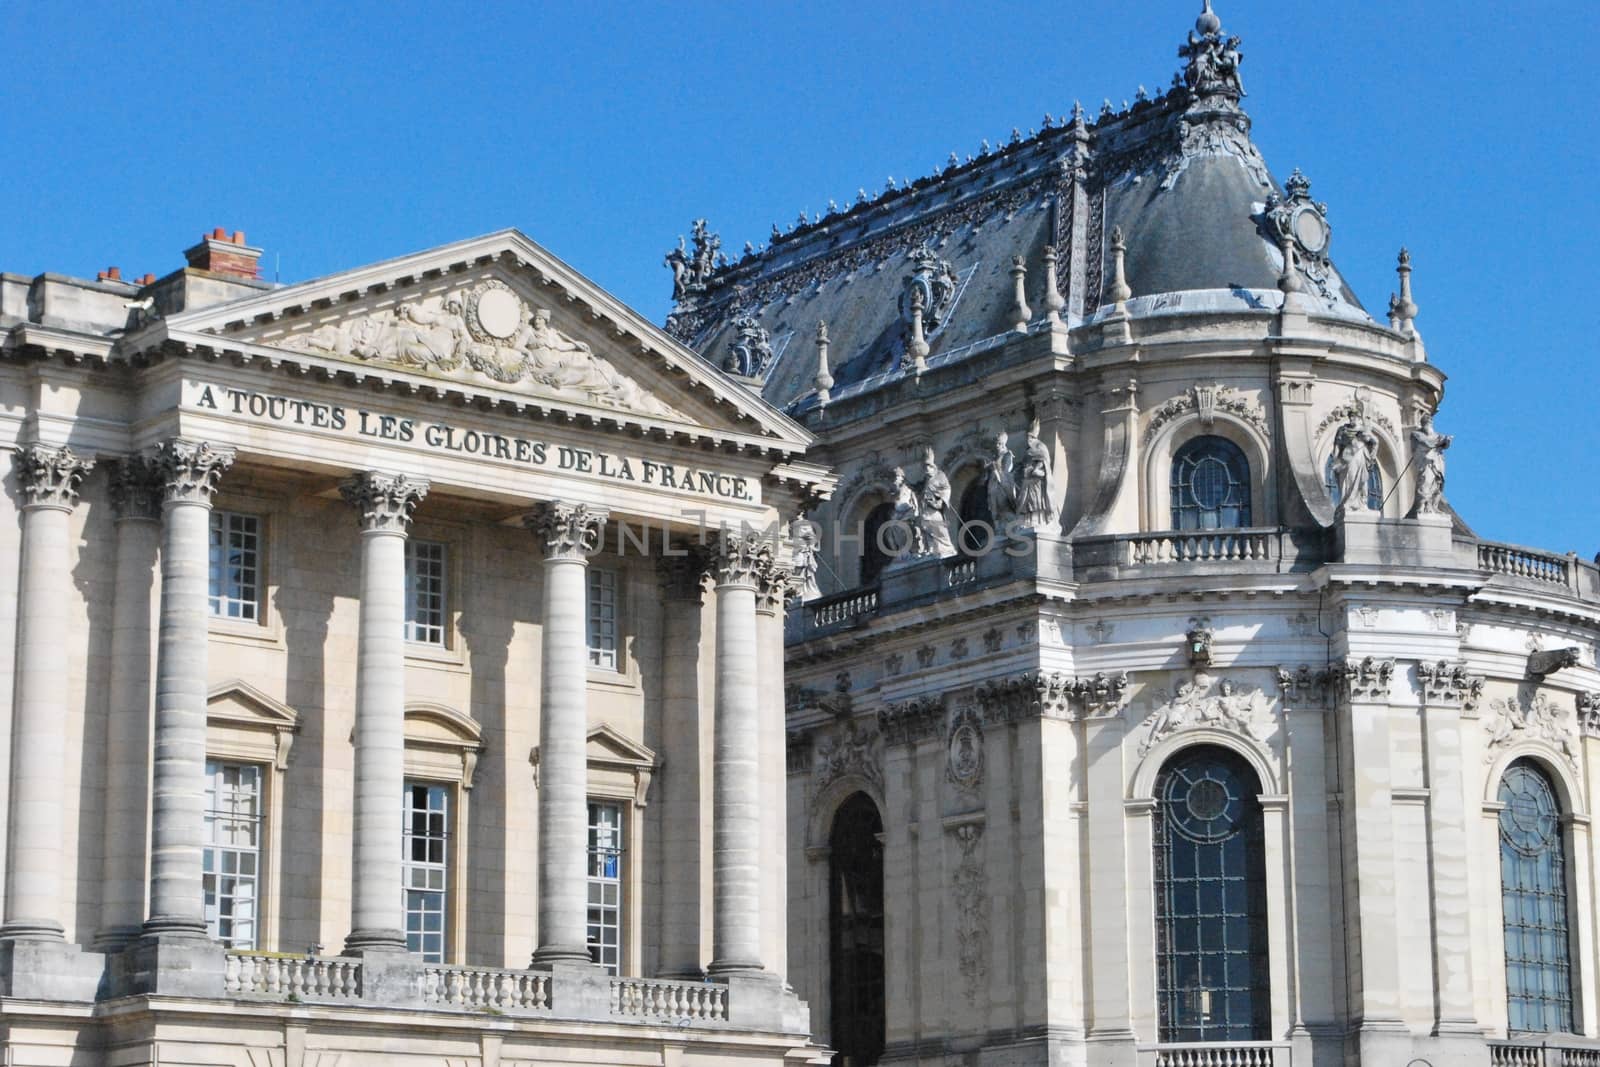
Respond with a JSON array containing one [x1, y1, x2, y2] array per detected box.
[[1179, 0, 1244, 108]]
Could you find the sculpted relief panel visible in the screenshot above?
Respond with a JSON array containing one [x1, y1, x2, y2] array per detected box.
[[279, 279, 683, 419]]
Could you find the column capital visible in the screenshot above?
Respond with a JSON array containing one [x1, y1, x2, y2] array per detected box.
[[657, 549, 708, 601], [526, 501, 608, 562], [711, 529, 770, 590], [340, 470, 430, 532], [12, 444, 95, 510], [108, 456, 164, 521], [755, 559, 793, 616], [153, 438, 235, 505]]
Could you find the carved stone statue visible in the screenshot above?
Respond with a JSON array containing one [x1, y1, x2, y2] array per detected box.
[[665, 220, 723, 307], [725, 312, 775, 377], [789, 521, 822, 603], [1179, 2, 1244, 103], [902, 247, 960, 335], [887, 466, 923, 560], [1332, 410, 1379, 515], [1408, 412, 1452, 517], [1012, 419, 1054, 530], [664, 237, 691, 302], [984, 432, 1016, 523], [917, 448, 956, 559]]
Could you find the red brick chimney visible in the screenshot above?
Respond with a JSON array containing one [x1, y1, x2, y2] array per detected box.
[[183, 228, 263, 279]]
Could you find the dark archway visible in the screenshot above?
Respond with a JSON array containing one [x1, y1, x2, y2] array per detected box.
[[859, 501, 896, 587], [956, 476, 993, 557], [829, 792, 885, 1066]]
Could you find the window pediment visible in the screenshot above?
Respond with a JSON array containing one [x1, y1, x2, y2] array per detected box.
[[207, 680, 299, 770]]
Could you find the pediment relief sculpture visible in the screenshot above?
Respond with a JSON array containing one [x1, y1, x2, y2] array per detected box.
[[278, 279, 683, 420], [1139, 675, 1276, 756], [1142, 382, 1268, 445], [1486, 692, 1580, 771], [813, 718, 883, 795]]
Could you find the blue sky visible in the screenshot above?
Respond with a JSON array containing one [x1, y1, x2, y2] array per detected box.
[[4, 1, 1595, 555]]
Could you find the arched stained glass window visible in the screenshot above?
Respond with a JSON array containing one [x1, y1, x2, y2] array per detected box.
[[829, 793, 885, 1066], [1323, 453, 1383, 512], [859, 501, 896, 587], [1499, 760, 1575, 1033], [1170, 436, 1252, 530], [1154, 746, 1270, 1042]]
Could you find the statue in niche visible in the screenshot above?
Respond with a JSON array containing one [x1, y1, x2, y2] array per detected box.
[[1332, 409, 1380, 515], [1012, 419, 1055, 530], [1408, 412, 1452, 517], [789, 521, 821, 603], [887, 466, 923, 560], [916, 447, 956, 559], [983, 432, 1016, 523]]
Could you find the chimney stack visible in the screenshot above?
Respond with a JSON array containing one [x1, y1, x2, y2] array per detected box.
[[183, 228, 262, 279]]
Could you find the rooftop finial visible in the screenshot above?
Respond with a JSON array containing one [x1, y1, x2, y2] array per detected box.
[[907, 286, 930, 376], [1180, 0, 1244, 105], [1388, 247, 1419, 336], [1042, 244, 1066, 326], [814, 320, 834, 408], [1108, 226, 1132, 315], [1196, 0, 1221, 36], [1010, 256, 1031, 334]]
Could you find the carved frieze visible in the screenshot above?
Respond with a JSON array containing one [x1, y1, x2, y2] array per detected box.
[[1416, 660, 1485, 708], [281, 283, 683, 419], [13, 444, 96, 510], [878, 696, 944, 747], [949, 821, 988, 1002], [1275, 664, 1333, 709], [814, 719, 884, 795], [1338, 657, 1395, 703], [1485, 692, 1580, 770], [1141, 383, 1268, 445], [982, 627, 1002, 654], [1138, 676, 1277, 756], [976, 669, 1130, 723], [916, 645, 937, 670], [945, 705, 984, 793]]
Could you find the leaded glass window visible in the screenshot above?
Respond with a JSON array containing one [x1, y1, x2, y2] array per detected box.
[[402, 781, 450, 963], [587, 567, 618, 670], [1499, 759, 1575, 1033], [829, 792, 885, 1066], [1154, 746, 1270, 1042], [203, 761, 262, 949], [208, 511, 261, 620], [587, 801, 624, 975], [404, 540, 447, 645], [1323, 453, 1383, 512], [1170, 436, 1252, 530]]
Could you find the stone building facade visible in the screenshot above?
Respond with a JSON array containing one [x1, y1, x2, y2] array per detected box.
[[669, 5, 1600, 1067], [0, 229, 830, 1064]]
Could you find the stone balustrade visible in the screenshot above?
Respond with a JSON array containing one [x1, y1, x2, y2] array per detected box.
[[419, 964, 552, 1012], [610, 976, 728, 1022], [1489, 1042, 1600, 1067], [1478, 540, 1576, 588], [223, 952, 362, 1001], [1144, 1042, 1287, 1067]]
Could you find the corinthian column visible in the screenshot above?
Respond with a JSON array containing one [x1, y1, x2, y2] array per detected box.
[[145, 439, 234, 939], [340, 471, 429, 954], [754, 557, 791, 979], [528, 501, 608, 967], [95, 457, 163, 949], [708, 530, 766, 977], [1, 444, 95, 941]]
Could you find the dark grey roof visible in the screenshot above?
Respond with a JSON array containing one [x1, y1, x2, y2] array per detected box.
[[665, 9, 1369, 413]]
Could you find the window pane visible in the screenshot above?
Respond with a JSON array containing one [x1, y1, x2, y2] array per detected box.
[[203, 759, 263, 949], [208, 512, 262, 621], [1170, 437, 1252, 531], [402, 781, 451, 963], [404, 540, 447, 645], [586, 801, 624, 974], [587, 568, 619, 670], [1499, 760, 1574, 1033]]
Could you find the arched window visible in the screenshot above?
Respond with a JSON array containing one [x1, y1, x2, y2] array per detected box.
[[956, 477, 993, 557], [1154, 746, 1270, 1042], [1170, 436, 1252, 530], [829, 793, 885, 1067], [859, 501, 896, 586], [1499, 759, 1575, 1033], [1323, 453, 1383, 512]]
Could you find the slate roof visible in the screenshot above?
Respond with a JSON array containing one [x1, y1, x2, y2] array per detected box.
[[664, 5, 1369, 414]]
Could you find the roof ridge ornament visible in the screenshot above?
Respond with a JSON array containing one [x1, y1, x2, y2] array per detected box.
[[1265, 168, 1336, 305], [1388, 247, 1420, 337], [1179, 0, 1245, 108]]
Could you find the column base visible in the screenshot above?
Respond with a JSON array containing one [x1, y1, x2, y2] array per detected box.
[[343, 928, 407, 956], [529, 943, 594, 969], [90, 924, 142, 953], [0, 918, 66, 942], [139, 914, 210, 942], [707, 956, 765, 979], [0, 938, 104, 1001], [112, 933, 226, 998]]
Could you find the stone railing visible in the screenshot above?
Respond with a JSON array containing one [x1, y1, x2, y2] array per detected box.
[[610, 976, 728, 1022], [419, 964, 551, 1012], [1126, 528, 1276, 564], [1478, 541, 1576, 589], [1143, 1042, 1288, 1067], [223, 952, 362, 1001], [1073, 527, 1319, 580], [1488, 1041, 1600, 1066], [945, 556, 978, 589]]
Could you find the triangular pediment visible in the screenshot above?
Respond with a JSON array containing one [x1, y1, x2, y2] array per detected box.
[[163, 229, 809, 446], [587, 724, 656, 770], [207, 680, 299, 730]]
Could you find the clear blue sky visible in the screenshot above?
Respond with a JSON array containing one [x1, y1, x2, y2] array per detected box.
[[4, 1, 1595, 555]]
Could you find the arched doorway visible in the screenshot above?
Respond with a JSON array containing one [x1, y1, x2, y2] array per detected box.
[[829, 792, 885, 1066]]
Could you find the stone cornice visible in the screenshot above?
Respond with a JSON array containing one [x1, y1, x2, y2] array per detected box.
[[340, 471, 431, 533], [153, 438, 234, 505], [11, 444, 95, 510], [526, 501, 608, 561]]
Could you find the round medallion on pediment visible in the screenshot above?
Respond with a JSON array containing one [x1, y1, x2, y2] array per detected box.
[[467, 280, 524, 343]]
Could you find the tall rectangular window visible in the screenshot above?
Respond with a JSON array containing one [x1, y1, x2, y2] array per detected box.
[[403, 781, 450, 963], [587, 567, 618, 670], [587, 801, 624, 975], [405, 540, 447, 645], [208, 511, 261, 620], [203, 761, 262, 949]]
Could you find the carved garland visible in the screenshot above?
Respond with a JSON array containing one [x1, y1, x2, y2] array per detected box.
[[1141, 382, 1269, 445], [950, 821, 988, 1003]]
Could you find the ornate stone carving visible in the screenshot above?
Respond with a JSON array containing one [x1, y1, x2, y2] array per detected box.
[[916, 645, 937, 670], [1408, 413, 1452, 517], [283, 287, 682, 419], [724, 311, 775, 377], [945, 705, 984, 793], [950, 637, 969, 661], [1275, 664, 1333, 708], [1339, 657, 1395, 702], [901, 247, 960, 337], [710, 528, 770, 588], [980, 431, 1016, 525], [1160, 110, 1270, 191], [1417, 660, 1485, 707], [982, 627, 1002, 654], [340, 471, 430, 532], [884, 652, 903, 677], [1186, 616, 1215, 667], [1286, 612, 1316, 638], [1142, 383, 1268, 444], [1087, 619, 1115, 644], [1263, 169, 1338, 304], [664, 219, 723, 307], [1315, 388, 1397, 443], [879, 696, 945, 747], [152, 438, 235, 504], [756, 559, 792, 615], [977, 670, 1129, 723], [527, 501, 608, 561], [814, 719, 883, 795], [1486, 692, 1580, 769], [107, 455, 163, 520], [1139, 676, 1276, 756], [785, 730, 813, 776], [12, 444, 95, 509], [1528, 647, 1581, 681], [1578, 693, 1600, 739], [788, 520, 821, 603], [1179, 0, 1244, 105], [1331, 402, 1380, 516], [1012, 420, 1054, 530], [951, 821, 988, 1002]]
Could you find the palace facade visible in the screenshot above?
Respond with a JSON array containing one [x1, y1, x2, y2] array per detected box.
[[0, 229, 829, 1064], [667, 5, 1600, 1067]]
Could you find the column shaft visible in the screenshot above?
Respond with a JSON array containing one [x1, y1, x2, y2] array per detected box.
[[656, 554, 706, 976], [754, 563, 790, 978]]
